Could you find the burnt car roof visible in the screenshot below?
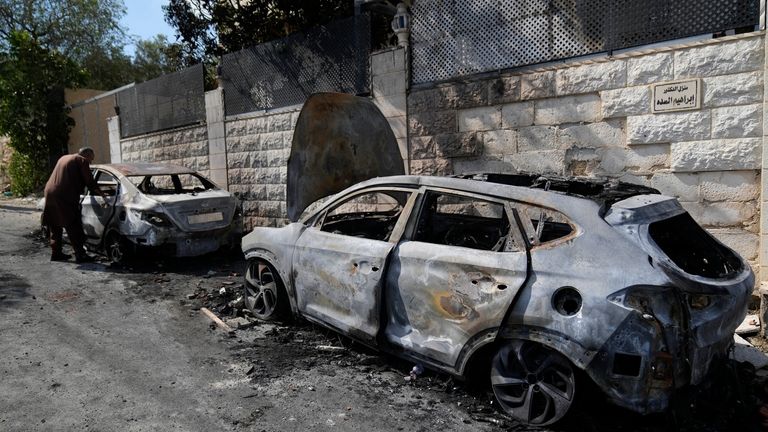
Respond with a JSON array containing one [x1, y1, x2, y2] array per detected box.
[[335, 174, 660, 215], [454, 173, 660, 207], [93, 163, 198, 176]]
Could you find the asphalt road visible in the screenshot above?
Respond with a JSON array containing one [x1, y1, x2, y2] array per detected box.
[[0, 200, 505, 432], [0, 198, 762, 432]]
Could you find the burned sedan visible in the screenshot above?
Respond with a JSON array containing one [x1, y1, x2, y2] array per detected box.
[[79, 163, 242, 262], [241, 173, 753, 426]]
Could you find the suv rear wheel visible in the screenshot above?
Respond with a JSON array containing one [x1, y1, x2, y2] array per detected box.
[[491, 340, 576, 426]]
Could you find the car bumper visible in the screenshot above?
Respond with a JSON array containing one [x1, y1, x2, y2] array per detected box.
[[125, 222, 243, 257], [587, 281, 751, 414]]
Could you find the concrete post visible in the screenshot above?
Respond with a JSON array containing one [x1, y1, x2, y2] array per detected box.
[[370, 47, 409, 173], [107, 116, 121, 163], [205, 88, 228, 189]]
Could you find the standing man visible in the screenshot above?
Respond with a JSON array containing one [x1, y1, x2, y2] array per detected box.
[[42, 147, 107, 263]]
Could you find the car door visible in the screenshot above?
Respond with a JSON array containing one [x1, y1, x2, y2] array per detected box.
[[81, 169, 119, 240], [292, 187, 416, 344], [385, 188, 529, 368]]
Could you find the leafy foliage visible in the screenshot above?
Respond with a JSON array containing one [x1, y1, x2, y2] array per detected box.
[[132, 35, 185, 82], [0, 0, 185, 90], [8, 151, 48, 196], [0, 0, 126, 63], [0, 31, 85, 194], [80, 45, 135, 90], [163, 0, 354, 65], [0, 2, 186, 194]]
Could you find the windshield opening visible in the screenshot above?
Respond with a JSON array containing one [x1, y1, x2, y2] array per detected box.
[[649, 213, 742, 278]]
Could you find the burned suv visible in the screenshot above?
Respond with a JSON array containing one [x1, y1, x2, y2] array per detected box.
[[79, 163, 242, 262], [240, 173, 753, 426]]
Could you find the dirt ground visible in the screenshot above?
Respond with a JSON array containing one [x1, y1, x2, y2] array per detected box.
[[1, 197, 767, 431]]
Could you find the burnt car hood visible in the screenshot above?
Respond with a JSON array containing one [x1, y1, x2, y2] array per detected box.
[[286, 92, 404, 221]]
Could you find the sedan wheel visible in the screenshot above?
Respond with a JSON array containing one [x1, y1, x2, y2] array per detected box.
[[491, 340, 576, 426], [106, 233, 129, 263], [244, 259, 288, 321]]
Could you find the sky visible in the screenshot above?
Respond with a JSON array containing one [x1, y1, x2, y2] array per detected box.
[[121, 0, 177, 57]]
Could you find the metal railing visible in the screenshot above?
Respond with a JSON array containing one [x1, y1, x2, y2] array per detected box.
[[220, 14, 371, 116], [116, 64, 205, 138], [411, 0, 761, 84]]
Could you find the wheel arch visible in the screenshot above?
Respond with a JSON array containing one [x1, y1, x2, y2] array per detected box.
[[455, 328, 498, 376], [496, 326, 597, 372], [456, 325, 595, 378]]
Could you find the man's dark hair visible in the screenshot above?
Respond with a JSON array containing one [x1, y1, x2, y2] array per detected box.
[[78, 147, 94, 158]]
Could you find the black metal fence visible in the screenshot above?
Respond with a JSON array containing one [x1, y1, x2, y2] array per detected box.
[[221, 14, 371, 116], [411, 0, 761, 84], [116, 64, 206, 138]]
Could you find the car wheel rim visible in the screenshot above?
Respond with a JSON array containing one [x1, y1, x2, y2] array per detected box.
[[108, 236, 123, 262], [245, 261, 277, 318], [491, 340, 575, 426]]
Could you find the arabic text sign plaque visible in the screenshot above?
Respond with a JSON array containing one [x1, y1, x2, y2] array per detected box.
[[652, 79, 701, 113]]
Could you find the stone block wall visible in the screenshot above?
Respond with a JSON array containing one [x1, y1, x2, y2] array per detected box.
[[120, 125, 210, 177], [407, 34, 764, 271], [112, 48, 409, 233], [225, 110, 299, 230]]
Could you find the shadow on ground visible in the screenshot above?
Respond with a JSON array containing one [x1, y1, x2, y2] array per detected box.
[[0, 271, 31, 311]]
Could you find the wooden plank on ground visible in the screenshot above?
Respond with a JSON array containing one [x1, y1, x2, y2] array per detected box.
[[200, 307, 234, 333]]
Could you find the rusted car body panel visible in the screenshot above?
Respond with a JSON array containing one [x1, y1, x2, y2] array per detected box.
[[287, 93, 404, 221], [242, 174, 752, 416], [81, 163, 243, 258]]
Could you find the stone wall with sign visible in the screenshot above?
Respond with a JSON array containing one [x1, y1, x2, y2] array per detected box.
[[407, 33, 764, 277]]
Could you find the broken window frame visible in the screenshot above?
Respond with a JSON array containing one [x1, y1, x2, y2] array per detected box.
[[88, 169, 120, 197], [409, 187, 526, 253], [312, 187, 418, 243], [509, 201, 579, 248], [126, 173, 217, 195]]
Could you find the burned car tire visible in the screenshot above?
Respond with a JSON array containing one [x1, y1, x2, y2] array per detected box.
[[491, 340, 576, 426], [105, 233, 131, 264], [244, 259, 289, 321]]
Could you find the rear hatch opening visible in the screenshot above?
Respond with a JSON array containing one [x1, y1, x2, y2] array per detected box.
[[604, 194, 747, 282], [648, 212, 742, 279]]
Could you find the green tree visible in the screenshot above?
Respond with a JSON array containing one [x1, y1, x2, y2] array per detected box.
[[81, 45, 134, 90], [0, 31, 85, 195], [0, 0, 126, 63], [163, 0, 354, 65], [163, 0, 216, 66], [0, 0, 137, 90], [0, 1, 187, 88], [131, 34, 184, 82]]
